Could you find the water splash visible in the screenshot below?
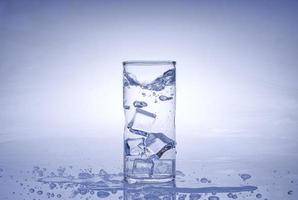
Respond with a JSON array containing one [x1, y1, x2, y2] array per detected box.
[[124, 68, 176, 91]]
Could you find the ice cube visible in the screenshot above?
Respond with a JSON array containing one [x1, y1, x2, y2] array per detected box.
[[145, 137, 166, 155], [144, 132, 175, 147], [125, 138, 145, 156], [132, 159, 153, 178], [144, 133, 157, 146], [156, 143, 174, 158], [153, 133, 175, 146], [153, 159, 173, 175], [135, 108, 156, 118], [144, 132, 176, 158], [128, 108, 156, 136], [125, 158, 134, 175], [128, 128, 149, 137]]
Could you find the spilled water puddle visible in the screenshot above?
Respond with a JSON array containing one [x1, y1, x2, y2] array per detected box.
[[0, 166, 295, 199]]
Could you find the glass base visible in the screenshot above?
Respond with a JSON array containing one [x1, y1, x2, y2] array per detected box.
[[125, 176, 175, 184]]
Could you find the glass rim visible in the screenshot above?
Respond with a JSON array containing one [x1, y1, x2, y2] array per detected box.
[[123, 60, 176, 66]]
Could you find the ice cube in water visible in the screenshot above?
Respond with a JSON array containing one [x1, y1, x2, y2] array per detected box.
[[132, 159, 153, 178], [128, 108, 156, 135], [125, 138, 145, 156], [153, 159, 173, 175]]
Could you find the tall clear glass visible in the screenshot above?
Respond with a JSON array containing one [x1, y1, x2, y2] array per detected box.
[[123, 61, 176, 183]]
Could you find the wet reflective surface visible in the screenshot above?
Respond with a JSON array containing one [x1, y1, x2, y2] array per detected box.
[[0, 133, 297, 199]]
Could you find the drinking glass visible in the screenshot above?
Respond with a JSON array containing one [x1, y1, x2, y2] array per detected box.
[[123, 60, 176, 183]]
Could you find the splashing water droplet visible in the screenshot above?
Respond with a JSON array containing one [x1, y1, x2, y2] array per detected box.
[[189, 193, 201, 200], [78, 187, 88, 195], [97, 191, 110, 198], [46, 192, 51, 197], [199, 178, 209, 183], [49, 182, 56, 189], [111, 189, 117, 194], [208, 196, 219, 200], [239, 174, 252, 181], [178, 194, 187, 200]]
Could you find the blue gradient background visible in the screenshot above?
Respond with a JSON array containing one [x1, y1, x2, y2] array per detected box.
[[1, 0, 298, 137], [0, 0, 298, 199]]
